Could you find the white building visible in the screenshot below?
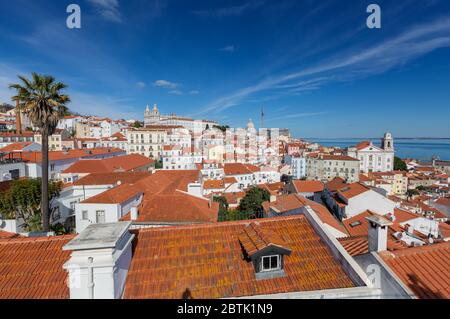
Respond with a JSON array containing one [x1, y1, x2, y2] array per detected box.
[[75, 183, 143, 233], [322, 182, 398, 220], [285, 155, 306, 179], [347, 132, 395, 173], [144, 104, 217, 132]]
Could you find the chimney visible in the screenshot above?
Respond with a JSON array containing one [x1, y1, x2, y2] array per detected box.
[[15, 100, 22, 134], [63, 222, 134, 299], [130, 206, 138, 221], [366, 215, 392, 253]]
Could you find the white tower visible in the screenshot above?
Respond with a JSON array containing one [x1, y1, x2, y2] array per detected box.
[[144, 104, 161, 126], [381, 132, 394, 152]]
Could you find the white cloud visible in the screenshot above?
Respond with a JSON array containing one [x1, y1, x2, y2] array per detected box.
[[265, 112, 326, 122], [169, 90, 183, 96], [87, 0, 122, 23], [193, 0, 265, 17], [136, 81, 146, 88], [199, 17, 450, 115], [219, 45, 235, 53], [153, 79, 179, 89], [189, 90, 200, 95]]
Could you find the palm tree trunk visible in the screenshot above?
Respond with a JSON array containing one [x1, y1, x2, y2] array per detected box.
[[41, 130, 50, 232]]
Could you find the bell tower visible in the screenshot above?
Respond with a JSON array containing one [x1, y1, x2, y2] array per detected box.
[[381, 132, 394, 152]]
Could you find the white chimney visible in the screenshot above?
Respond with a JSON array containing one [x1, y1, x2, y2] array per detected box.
[[63, 222, 134, 299], [130, 206, 138, 221], [366, 215, 393, 253]]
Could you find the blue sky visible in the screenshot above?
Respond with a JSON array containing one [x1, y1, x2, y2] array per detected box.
[[1, 0, 450, 138]]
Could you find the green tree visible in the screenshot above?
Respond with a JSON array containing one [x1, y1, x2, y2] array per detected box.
[[10, 73, 70, 231], [154, 160, 163, 169], [213, 125, 230, 133], [406, 189, 419, 200], [214, 196, 229, 222], [132, 121, 143, 128], [0, 179, 62, 232], [394, 156, 407, 171], [237, 186, 271, 220]]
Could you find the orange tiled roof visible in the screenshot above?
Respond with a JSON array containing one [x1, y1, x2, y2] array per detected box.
[[0, 230, 21, 239], [223, 192, 246, 205], [0, 235, 74, 299], [325, 177, 348, 192], [435, 197, 450, 207], [355, 141, 371, 150], [62, 154, 154, 174], [13, 148, 124, 163], [379, 242, 450, 299], [224, 163, 260, 175], [343, 210, 375, 237], [337, 183, 370, 201], [123, 215, 355, 299], [320, 155, 359, 161], [338, 236, 369, 257], [394, 208, 420, 223], [238, 222, 290, 257], [292, 180, 324, 193], [0, 142, 34, 152], [338, 235, 408, 257], [81, 183, 142, 204], [136, 191, 219, 223], [265, 194, 347, 234], [134, 170, 199, 195], [203, 179, 225, 190], [73, 171, 151, 186]]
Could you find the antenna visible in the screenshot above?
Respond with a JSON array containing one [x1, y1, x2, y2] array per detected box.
[[261, 106, 265, 129]]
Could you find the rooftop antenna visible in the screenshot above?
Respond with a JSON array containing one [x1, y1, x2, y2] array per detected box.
[[261, 106, 265, 129]]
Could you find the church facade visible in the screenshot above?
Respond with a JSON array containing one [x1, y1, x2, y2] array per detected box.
[[144, 104, 218, 132], [347, 132, 395, 173]]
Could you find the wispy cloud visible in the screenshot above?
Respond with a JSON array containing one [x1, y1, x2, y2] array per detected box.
[[219, 45, 236, 53], [168, 90, 183, 95], [265, 112, 326, 122], [87, 0, 122, 23], [136, 81, 146, 88], [199, 17, 450, 115], [153, 79, 179, 89], [192, 0, 265, 18], [189, 90, 200, 95]]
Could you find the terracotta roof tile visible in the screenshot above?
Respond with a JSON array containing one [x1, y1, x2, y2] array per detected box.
[[436, 197, 450, 207], [13, 148, 124, 163], [136, 191, 218, 223], [73, 172, 151, 186], [81, 183, 143, 204], [337, 183, 370, 201], [224, 163, 260, 175], [0, 235, 74, 299], [62, 154, 154, 174], [265, 194, 347, 234], [238, 222, 290, 257], [123, 215, 355, 299], [379, 242, 450, 299], [292, 180, 324, 193]]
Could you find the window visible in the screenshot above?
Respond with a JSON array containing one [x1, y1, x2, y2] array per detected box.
[[349, 221, 362, 227], [82, 210, 88, 220], [261, 255, 281, 272], [96, 210, 106, 223]]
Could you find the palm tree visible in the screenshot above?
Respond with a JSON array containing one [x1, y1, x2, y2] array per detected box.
[[10, 73, 70, 232]]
